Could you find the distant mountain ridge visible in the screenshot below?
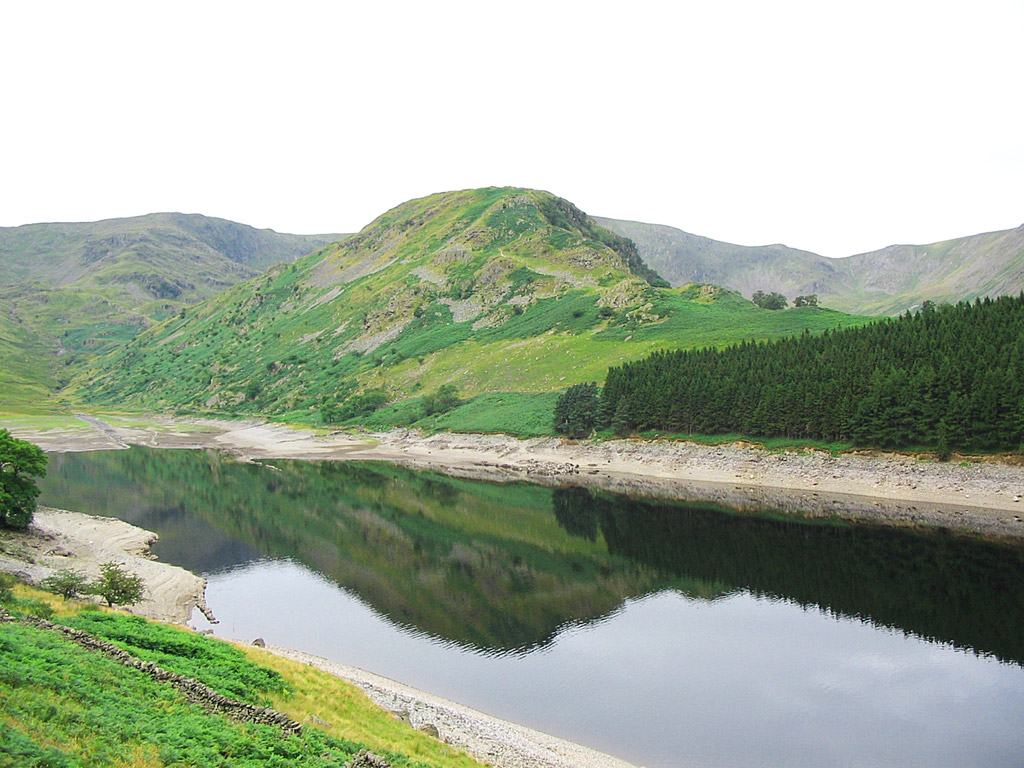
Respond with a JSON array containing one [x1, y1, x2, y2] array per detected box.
[[596, 217, 1024, 315], [0, 212, 346, 294], [0, 213, 345, 410]]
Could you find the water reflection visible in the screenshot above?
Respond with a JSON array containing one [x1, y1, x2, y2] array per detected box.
[[41, 448, 1024, 663], [37, 447, 1024, 767], [555, 486, 1024, 665]]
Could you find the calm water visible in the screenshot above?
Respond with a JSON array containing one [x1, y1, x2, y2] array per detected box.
[[39, 448, 1024, 768]]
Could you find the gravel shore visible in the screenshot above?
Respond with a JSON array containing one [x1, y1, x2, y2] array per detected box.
[[11, 413, 1023, 539], [259, 644, 639, 768]]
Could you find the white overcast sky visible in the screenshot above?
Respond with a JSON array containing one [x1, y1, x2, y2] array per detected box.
[[2, 0, 1021, 257]]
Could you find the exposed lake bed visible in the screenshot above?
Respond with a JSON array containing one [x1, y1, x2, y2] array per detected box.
[[12, 413, 1024, 539], [17, 439, 1024, 768]]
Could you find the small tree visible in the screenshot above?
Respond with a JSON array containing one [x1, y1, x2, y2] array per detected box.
[[91, 562, 145, 607], [0, 429, 47, 529], [793, 294, 819, 307], [752, 291, 788, 310], [422, 384, 461, 417], [42, 568, 90, 600], [553, 383, 601, 438]]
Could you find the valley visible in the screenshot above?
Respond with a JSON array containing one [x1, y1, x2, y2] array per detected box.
[[599, 216, 1024, 316], [3, 186, 1024, 768]]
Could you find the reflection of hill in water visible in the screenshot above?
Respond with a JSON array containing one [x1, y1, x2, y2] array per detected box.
[[41, 448, 1024, 663], [41, 449, 662, 652]]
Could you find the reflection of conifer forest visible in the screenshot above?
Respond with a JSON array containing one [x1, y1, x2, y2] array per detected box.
[[601, 294, 1024, 451], [40, 448, 1024, 663], [553, 487, 1024, 665]]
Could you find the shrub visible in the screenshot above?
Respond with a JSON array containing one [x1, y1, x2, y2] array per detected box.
[[42, 569, 90, 600], [91, 562, 145, 607], [422, 384, 461, 416]]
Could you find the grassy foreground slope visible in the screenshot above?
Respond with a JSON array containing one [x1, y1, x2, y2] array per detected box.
[[76, 187, 871, 428], [1, 584, 484, 768]]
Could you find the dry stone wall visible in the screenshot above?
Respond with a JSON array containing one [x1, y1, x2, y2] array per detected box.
[[4, 611, 302, 736]]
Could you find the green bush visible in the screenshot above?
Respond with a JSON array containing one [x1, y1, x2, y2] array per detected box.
[[0, 429, 47, 529], [90, 562, 144, 607], [41, 569, 90, 600], [421, 384, 461, 416]]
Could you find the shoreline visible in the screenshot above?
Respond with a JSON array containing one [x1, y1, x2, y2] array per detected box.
[[0, 504, 640, 768], [0, 506, 206, 624], [4, 413, 1023, 767], [9, 413, 1024, 539], [257, 643, 638, 768]]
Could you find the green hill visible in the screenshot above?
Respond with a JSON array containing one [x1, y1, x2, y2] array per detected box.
[[0, 214, 344, 408], [75, 187, 870, 427], [0, 212, 344, 292], [597, 217, 1024, 316], [0, 297, 56, 413]]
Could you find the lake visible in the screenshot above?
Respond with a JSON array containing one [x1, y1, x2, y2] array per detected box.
[[39, 447, 1024, 768]]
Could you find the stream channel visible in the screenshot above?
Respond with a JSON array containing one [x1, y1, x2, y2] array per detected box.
[[38, 446, 1024, 768]]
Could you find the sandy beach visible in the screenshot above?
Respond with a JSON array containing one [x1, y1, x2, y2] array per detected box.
[[11, 413, 1024, 539]]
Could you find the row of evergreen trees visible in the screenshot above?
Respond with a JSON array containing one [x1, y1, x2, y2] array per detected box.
[[598, 294, 1024, 452]]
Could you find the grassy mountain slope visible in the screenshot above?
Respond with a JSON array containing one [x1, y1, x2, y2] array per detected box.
[[597, 217, 1024, 316], [76, 187, 870, 424], [0, 297, 55, 413], [594, 217, 839, 298], [0, 214, 345, 407], [832, 225, 1024, 315]]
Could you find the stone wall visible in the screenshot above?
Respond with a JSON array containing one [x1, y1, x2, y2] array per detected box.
[[5, 611, 302, 736]]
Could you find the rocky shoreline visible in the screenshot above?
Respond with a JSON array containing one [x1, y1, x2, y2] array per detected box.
[[9, 414, 1024, 538], [0, 507, 207, 624]]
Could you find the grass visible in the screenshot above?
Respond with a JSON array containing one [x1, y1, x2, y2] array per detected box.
[[240, 646, 482, 767], [337, 392, 559, 437], [431, 392, 559, 436], [0, 412, 91, 431], [0, 583, 486, 768]]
